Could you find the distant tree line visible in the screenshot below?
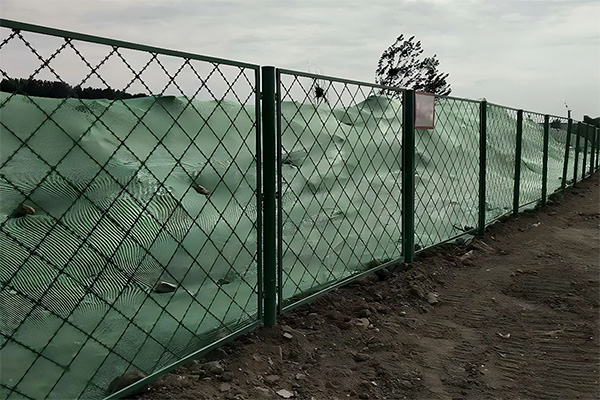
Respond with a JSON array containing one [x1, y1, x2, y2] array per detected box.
[[0, 77, 147, 100]]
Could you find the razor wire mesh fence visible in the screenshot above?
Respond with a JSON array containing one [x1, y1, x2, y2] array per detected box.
[[1, 18, 600, 400], [1, 20, 262, 400]]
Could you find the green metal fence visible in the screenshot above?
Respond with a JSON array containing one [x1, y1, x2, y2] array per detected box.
[[414, 96, 480, 250], [273, 69, 405, 312], [1, 20, 262, 400], [1, 19, 599, 400]]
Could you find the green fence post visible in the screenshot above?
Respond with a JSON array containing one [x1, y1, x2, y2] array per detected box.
[[402, 89, 415, 263], [513, 110, 523, 215], [541, 115, 550, 206], [561, 118, 572, 191], [582, 124, 589, 179], [573, 122, 581, 185], [596, 127, 599, 171], [590, 124, 596, 175], [261, 66, 277, 327], [478, 100, 487, 236]]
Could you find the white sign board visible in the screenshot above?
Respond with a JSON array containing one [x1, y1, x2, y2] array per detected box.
[[415, 92, 435, 129]]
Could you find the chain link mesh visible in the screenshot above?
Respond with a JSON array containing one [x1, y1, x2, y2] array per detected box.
[[276, 71, 404, 308], [414, 97, 480, 249], [547, 116, 571, 192], [519, 112, 545, 206], [1, 19, 599, 400], [1, 25, 261, 400], [485, 105, 518, 221]]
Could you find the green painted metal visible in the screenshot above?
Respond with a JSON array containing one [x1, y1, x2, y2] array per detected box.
[[261, 66, 277, 327], [573, 122, 581, 185], [513, 110, 524, 214], [275, 70, 284, 315], [3, 16, 599, 400], [541, 115, 550, 205], [402, 90, 416, 263], [478, 101, 487, 236], [590, 125, 596, 174], [582, 124, 589, 179], [0, 18, 258, 69], [596, 127, 600, 170], [255, 68, 264, 320], [561, 118, 572, 191]]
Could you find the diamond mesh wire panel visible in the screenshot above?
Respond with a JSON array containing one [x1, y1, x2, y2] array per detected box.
[[583, 123, 596, 177], [485, 104, 518, 221], [519, 112, 545, 207], [573, 123, 587, 183], [276, 71, 404, 308], [0, 23, 261, 400], [414, 97, 480, 249], [547, 116, 571, 192]]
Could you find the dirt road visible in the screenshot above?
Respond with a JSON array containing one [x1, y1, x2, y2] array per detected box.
[[140, 173, 599, 400]]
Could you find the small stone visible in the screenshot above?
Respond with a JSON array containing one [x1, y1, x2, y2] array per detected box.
[[276, 389, 294, 398], [193, 184, 210, 195], [283, 332, 293, 340], [265, 374, 280, 383], [220, 371, 234, 382], [204, 347, 228, 361], [205, 361, 224, 375], [12, 204, 35, 218], [153, 281, 177, 293], [108, 370, 148, 395], [400, 379, 413, 388], [295, 373, 306, 380], [255, 386, 271, 396], [353, 353, 371, 362], [357, 309, 371, 318], [219, 383, 231, 392], [426, 292, 439, 305], [351, 318, 370, 328]]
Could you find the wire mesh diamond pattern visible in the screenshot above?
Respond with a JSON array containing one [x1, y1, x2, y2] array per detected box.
[[277, 71, 404, 307], [547, 116, 572, 192], [414, 97, 480, 249], [1, 24, 260, 400], [518, 112, 545, 207], [485, 105, 518, 222]]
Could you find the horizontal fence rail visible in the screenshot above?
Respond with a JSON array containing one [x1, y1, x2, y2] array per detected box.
[[1, 18, 599, 400]]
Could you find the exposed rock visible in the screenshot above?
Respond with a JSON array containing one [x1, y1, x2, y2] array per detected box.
[[426, 292, 439, 305], [153, 281, 177, 293], [265, 374, 280, 383], [107, 370, 148, 395], [12, 204, 35, 218], [352, 353, 371, 362], [205, 361, 224, 375], [276, 389, 294, 398]]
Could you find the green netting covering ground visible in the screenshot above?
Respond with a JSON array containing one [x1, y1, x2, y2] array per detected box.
[[1, 93, 260, 400], [1, 19, 598, 400]]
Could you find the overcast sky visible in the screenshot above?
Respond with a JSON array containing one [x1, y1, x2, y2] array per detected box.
[[2, 0, 599, 119]]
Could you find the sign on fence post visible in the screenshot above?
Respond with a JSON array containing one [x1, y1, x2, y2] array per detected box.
[[414, 92, 435, 129]]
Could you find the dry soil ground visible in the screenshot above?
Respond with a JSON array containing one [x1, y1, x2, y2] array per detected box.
[[138, 173, 599, 400]]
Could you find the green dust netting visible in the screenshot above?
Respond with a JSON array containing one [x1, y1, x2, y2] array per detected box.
[[2, 20, 598, 400], [1, 27, 261, 399], [277, 72, 404, 306], [519, 112, 545, 206], [414, 97, 480, 249], [485, 104, 518, 221]]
